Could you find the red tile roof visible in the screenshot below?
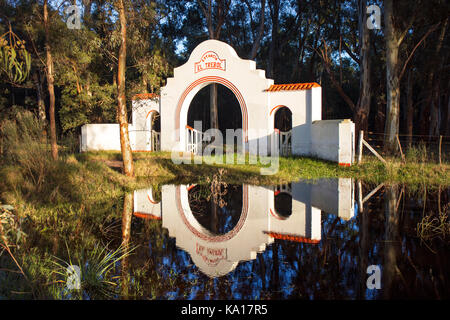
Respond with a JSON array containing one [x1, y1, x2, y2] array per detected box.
[[265, 82, 320, 92], [133, 212, 161, 220], [265, 231, 320, 244], [132, 93, 159, 100]]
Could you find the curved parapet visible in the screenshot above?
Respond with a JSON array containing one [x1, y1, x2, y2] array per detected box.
[[160, 39, 273, 152]]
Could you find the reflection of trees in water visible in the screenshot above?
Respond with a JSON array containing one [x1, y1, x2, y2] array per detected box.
[[188, 182, 243, 235], [124, 183, 450, 299], [150, 185, 162, 203]]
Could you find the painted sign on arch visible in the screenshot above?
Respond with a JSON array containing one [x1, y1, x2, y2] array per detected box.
[[194, 51, 226, 73]]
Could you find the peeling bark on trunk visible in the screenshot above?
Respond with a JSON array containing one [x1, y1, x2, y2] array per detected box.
[[33, 71, 47, 131], [429, 81, 440, 137], [197, 0, 230, 133], [117, 0, 134, 177], [355, 0, 371, 134], [444, 96, 450, 136], [384, 0, 401, 152], [210, 83, 218, 130], [44, 0, 58, 161], [268, 0, 279, 79], [419, 18, 447, 137], [405, 70, 414, 146], [249, 0, 266, 60], [82, 0, 92, 24]]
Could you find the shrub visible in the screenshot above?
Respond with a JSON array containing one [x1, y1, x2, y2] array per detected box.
[[1, 111, 53, 192]]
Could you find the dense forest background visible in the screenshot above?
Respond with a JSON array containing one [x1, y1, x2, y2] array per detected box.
[[0, 0, 449, 154]]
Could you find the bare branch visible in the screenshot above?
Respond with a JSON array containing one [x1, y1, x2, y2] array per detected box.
[[399, 23, 440, 82], [342, 42, 360, 65], [249, 0, 266, 60], [312, 41, 356, 112]]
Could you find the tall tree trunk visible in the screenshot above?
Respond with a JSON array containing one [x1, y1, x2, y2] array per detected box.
[[429, 79, 440, 137], [384, 0, 401, 152], [419, 72, 434, 137], [249, 0, 266, 60], [374, 93, 386, 134], [267, 0, 279, 79], [82, 0, 92, 23], [355, 0, 371, 134], [444, 95, 450, 136], [405, 70, 414, 146], [33, 71, 47, 134], [418, 18, 447, 137], [117, 0, 134, 177], [429, 20, 448, 137], [44, 0, 58, 160], [197, 0, 223, 132], [210, 83, 218, 130]]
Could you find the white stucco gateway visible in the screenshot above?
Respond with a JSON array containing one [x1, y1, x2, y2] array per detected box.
[[80, 39, 355, 165]]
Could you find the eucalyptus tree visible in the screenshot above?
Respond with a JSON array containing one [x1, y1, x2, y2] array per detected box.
[[115, 0, 134, 177], [43, 0, 58, 160], [196, 0, 231, 132]]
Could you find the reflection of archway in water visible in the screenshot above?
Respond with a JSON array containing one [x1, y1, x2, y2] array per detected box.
[[188, 185, 243, 235], [273, 193, 292, 219], [271, 184, 292, 220], [150, 187, 161, 203], [175, 185, 248, 242]]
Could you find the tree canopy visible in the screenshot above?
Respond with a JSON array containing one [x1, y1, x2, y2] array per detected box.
[[0, 0, 448, 149]]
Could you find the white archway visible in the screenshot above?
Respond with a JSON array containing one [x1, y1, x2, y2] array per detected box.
[[160, 40, 273, 154]]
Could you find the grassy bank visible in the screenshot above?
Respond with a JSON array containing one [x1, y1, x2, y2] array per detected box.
[[80, 150, 449, 187]]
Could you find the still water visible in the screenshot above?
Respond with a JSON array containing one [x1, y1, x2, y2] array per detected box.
[[119, 179, 449, 299]]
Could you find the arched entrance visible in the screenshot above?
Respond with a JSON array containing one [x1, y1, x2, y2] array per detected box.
[[186, 83, 242, 154], [150, 111, 160, 151], [271, 105, 292, 156], [145, 110, 161, 151], [176, 76, 248, 153]]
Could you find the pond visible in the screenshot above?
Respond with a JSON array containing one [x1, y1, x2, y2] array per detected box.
[[118, 178, 450, 300]]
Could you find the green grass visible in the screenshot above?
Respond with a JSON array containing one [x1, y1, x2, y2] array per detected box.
[[79, 150, 449, 187]]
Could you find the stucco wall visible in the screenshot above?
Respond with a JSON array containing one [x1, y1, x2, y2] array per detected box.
[[268, 87, 322, 155], [311, 119, 355, 165], [80, 124, 121, 151], [131, 98, 159, 151]]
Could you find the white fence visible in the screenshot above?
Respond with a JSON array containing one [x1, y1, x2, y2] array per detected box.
[[275, 183, 292, 195], [274, 129, 292, 157], [186, 126, 203, 155], [151, 130, 161, 151]]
